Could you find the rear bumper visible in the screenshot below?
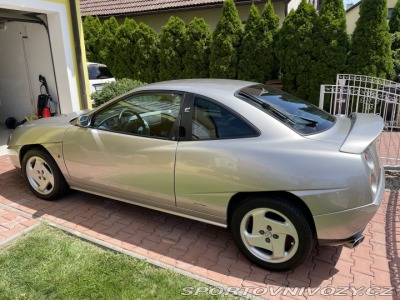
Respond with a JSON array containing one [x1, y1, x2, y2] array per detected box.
[[313, 167, 385, 244], [318, 227, 365, 246]]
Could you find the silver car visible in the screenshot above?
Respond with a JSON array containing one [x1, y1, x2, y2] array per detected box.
[[7, 79, 385, 271]]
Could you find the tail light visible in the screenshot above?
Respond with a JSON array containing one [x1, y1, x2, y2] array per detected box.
[[363, 149, 378, 196]]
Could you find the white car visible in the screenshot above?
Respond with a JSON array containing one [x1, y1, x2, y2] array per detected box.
[[87, 62, 115, 94]]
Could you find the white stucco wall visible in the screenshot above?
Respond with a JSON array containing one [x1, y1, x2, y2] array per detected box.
[[288, 0, 302, 14]]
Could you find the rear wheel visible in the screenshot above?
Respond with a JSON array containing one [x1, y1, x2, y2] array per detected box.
[[22, 148, 68, 200], [231, 195, 313, 271]]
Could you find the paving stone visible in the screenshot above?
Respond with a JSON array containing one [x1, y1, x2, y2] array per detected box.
[[0, 156, 397, 300]]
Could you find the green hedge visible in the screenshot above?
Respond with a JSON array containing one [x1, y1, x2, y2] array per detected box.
[[83, 0, 397, 101], [91, 79, 146, 107]]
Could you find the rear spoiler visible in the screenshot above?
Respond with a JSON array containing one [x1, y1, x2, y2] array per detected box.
[[340, 114, 384, 154]]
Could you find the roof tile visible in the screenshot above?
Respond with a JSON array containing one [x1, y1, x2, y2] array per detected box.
[[80, 0, 227, 17]]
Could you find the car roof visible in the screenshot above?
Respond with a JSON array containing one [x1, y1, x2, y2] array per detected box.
[[87, 62, 107, 67], [135, 79, 256, 96]]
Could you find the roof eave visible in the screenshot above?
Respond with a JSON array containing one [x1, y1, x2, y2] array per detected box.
[[81, 0, 287, 18], [346, 1, 362, 13]]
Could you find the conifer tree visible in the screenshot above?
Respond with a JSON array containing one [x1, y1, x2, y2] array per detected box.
[[132, 23, 159, 83], [261, 0, 280, 80], [98, 17, 119, 72], [391, 32, 400, 80], [209, 0, 243, 79], [183, 18, 211, 79], [238, 4, 266, 82], [309, 0, 349, 105], [348, 0, 394, 79], [159, 17, 186, 81], [113, 18, 138, 79], [83, 15, 102, 62], [390, 0, 400, 33], [276, 0, 318, 99]]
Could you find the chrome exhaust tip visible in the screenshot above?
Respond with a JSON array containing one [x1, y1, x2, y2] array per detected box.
[[344, 235, 365, 249]]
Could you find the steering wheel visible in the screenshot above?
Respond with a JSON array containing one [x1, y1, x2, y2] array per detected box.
[[118, 109, 150, 135]]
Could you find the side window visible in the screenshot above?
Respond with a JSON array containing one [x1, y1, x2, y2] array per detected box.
[[92, 93, 182, 139], [192, 97, 258, 140]]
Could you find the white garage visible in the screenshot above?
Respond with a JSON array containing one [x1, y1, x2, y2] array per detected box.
[[0, 0, 88, 125]]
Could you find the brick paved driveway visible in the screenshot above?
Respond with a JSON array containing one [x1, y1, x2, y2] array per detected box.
[[0, 155, 398, 299]]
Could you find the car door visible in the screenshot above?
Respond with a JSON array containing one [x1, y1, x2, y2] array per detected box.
[[63, 91, 184, 207], [175, 94, 260, 219]]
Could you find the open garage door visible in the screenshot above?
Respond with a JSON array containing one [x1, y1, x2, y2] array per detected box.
[[0, 8, 60, 123]]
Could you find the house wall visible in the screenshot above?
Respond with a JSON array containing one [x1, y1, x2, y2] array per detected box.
[[346, 0, 397, 34], [117, 2, 286, 32], [288, 0, 302, 13]]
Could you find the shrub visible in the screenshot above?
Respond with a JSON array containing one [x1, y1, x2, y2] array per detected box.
[[98, 17, 119, 73], [276, 0, 318, 100], [309, 0, 349, 105], [113, 18, 138, 79], [390, 0, 400, 33], [92, 79, 146, 107], [132, 23, 159, 83], [159, 16, 186, 81], [183, 18, 211, 79], [347, 0, 394, 79], [209, 0, 243, 79], [83, 15, 102, 62]]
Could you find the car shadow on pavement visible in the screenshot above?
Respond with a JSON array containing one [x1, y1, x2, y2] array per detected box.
[[0, 165, 349, 289]]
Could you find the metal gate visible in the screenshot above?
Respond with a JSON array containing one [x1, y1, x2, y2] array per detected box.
[[319, 74, 400, 168]]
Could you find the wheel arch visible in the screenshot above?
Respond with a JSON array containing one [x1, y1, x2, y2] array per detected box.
[[227, 191, 316, 235], [19, 144, 49, 164], [20, 144, 69, 200]]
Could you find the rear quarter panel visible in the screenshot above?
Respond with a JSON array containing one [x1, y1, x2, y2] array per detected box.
[[175, 133, 370, 221]]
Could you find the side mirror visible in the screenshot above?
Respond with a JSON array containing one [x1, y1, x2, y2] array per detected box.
[[77, 115, 91, 127]]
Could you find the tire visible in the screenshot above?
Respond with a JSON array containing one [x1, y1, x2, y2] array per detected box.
[[231, 195, 313, 271], [22, 148, 69, 200]]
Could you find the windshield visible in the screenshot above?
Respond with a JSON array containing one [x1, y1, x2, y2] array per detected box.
[[237, 84, 335, 135], [88, 65, 114, 80]]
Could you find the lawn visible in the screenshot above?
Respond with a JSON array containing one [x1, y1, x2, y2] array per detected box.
[[0, 224, 234, 300]]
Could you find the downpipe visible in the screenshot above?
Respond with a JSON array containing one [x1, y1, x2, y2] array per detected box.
[[344, 235, 365, 249]]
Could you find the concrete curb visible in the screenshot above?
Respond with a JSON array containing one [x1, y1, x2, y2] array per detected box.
[[45, 220, 263, 300], [0, 222, 40, 248]]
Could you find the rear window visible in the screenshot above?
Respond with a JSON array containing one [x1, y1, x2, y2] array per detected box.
[[237, 84, 335, 135], [88, 65, 114, 80]]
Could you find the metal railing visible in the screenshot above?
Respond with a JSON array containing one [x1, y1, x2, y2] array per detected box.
[[319, 74, 400, 168]]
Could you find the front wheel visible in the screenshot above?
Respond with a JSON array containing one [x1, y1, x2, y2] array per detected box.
[[22, 148, 68, 200], [231, 195, 313, 271]]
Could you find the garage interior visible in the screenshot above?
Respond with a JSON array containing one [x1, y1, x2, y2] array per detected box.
[[0, 8, 59, 134]]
